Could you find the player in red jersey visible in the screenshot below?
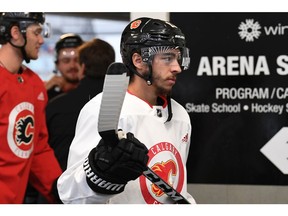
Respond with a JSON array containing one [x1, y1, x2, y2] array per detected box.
[[0, 12, 62, 204]]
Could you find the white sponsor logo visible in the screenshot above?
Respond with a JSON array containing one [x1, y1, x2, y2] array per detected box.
[[238, 19, 261, 42], [238, 19, 288, 42]]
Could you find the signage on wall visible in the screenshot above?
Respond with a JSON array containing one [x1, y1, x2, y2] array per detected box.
[[260, 127, 288, 174], [170, 13, 288, 185]]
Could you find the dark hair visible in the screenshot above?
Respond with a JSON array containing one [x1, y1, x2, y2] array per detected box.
[[77, 38, 115, 79]]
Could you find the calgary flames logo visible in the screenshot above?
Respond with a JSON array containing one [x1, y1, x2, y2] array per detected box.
[[140, 142, 185, 204], [15, 115, 34, 147], [150, 160, 177, 197], [7, 102, 35, 158], [130, 20, 141, 29]]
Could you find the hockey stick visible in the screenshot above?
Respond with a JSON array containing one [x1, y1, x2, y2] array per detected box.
[[98, 62, 190, 204]]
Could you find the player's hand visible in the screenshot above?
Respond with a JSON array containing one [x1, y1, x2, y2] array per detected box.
[[84, 132, 149, 194], [44, 75, 64, 91]]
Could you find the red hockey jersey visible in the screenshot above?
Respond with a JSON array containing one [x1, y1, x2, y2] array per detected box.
[[0, 66, 62, 204]]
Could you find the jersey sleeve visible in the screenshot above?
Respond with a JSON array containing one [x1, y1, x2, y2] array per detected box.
[[57, 93, 115, 203]]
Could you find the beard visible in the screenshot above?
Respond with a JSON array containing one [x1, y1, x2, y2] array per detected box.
[[153, 75, 172, 96], [143, 69, 173, 95]]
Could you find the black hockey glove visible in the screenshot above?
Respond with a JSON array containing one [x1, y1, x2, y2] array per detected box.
[[84, 132, 149, 194]]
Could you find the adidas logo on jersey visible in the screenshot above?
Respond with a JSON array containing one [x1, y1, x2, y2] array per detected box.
[[182, 133, 188, 143], [37, 92, 45, 101]]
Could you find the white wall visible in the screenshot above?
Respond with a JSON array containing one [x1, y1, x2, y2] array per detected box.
[[130, 12, 169, 21]]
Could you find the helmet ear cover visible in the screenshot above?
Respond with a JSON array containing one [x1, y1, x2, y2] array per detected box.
[[0, 19, 14, 44]]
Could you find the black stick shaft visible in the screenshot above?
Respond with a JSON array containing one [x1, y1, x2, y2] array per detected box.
[[143, 168, 190, 204]]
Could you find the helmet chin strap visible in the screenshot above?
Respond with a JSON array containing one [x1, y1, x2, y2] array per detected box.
[[129, 63, 153, 86], [165, 94, 173, 123], [130, 63, 173, 122], [134, 69, 152, 85], [21, 46, 30, 64], [146, 64, 153, 85], [9, 36, 30, 63]]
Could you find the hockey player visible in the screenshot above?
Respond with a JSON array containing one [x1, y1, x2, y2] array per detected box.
[[57, 17, 196, 204], [0, 12, 62, 203], [45, 33, 84, 100]]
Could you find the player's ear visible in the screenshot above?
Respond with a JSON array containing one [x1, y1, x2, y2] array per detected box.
[[132, 52, 146, 71], [10, 25, 25, 46]]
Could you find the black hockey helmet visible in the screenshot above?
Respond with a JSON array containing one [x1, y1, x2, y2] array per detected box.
[[54, 33, 84, 62], [55, 33, 83, 52], [0, 12, 46, 44], [120, 17, 190, 74], [0, 12, 49, 64]]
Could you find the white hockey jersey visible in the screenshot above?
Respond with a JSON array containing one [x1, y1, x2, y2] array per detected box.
[[57, 91, 196, 204]]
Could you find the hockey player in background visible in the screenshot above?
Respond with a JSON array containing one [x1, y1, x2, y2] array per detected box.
[[0, 12, 62, 204], [57, 17, 196, 204], [45, 33, 83, 100]]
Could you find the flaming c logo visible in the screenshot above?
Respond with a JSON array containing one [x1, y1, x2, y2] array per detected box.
[[7, 102, 35, 158], [15, 116, 34, 147], [140, 142, 185, 204], [151, 160, 177, 197], [130, 20, 141, 29]]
